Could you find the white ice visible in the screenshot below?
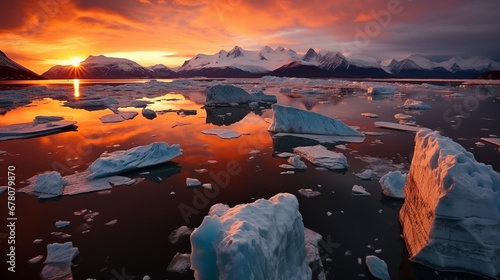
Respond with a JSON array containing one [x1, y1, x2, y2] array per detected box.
[[33, 171, 67, 198], [374, 121, 429, 133], [294, 145, 348, 170], [42, 242, 79, 280], [201, 128, 241, 139], [28, 255, 44, 264], [352, 185, 371, 196], [287, 155, 307, 169], [87, 142, 182, 179], [379, 171, 407, 199], [365, 255, 390, 280], [167, 253, 191, 273], [55, 221, 70, 228], [99, 111, 138, 123], [298, 188, 321, 198], [0, 120, 77, 141], [481, 137, 500, 147], [205, 84, 277, 106], [186, 178, 201, 187], [355, 169, 372, 180], [399, 130, 500, 277], [269, 104, 364, 137], [361, 113, 379, 118], [190, 193, 311, 280], [169, 226, 193, 245], [400, 99, 432, 110], [367, 87, 396, 95], [394, 113, 414, 121]]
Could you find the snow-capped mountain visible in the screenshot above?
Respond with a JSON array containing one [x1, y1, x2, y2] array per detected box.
[[146, 64, 177, 78], [0, 50, 43, 80], [42, 55, 153, 79]]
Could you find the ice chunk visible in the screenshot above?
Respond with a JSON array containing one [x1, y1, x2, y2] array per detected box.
[[0, 120, 77, 141], [63, 171, 130, 195], [374, 121, 429, 133], [105, 219, 118, 226], [287, 155, 307, 169], [269, 105, 364, 137], [279, 164, 295, 169], [294, 145, 348, 170], [365, 255, 390, 280], [400, 99, 432, 110], [481, 137, 500, 147], [33, 116, 64, 124], [33, 171, 67, 198], [201, 129, 241, 139], [87, 142, 182, 179], [352, 185, 371, 196], [169, 226, 193, 245], [202, 183, 212, 190], [304, 227, 325, 277], [167, 253, 191, 273], [64, 97, 118, 110], [379, 171, 407, 199], [399, 130, 500, 277], [142, 108, 157, 120], [205, 85, 277, 106], [34, 239, 43, 244], [28, 255, 44, 264], [280, 171, 295, 175], [55, 221, 70, 228], [367, 87, 396, 95], [190, 193, 311, 280], [394, 113, 414, 120], [186, 178, 201, 187], [276, 152, 295, 158], [42, 242, 79, 280], [298, 188, 321, 198], [99, 111, 138, 123], [361, 113, 379, 118], [355, 169, 372, 180]]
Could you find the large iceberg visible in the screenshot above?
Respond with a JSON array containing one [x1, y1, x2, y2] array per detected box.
[[205, 85, 277, 106], [0, 119, 77, 141], [294, 145, 348, 170], [399, 130, 500, 277], [190, 193, 311, 280], [269, 105, 363, 137], [41, 242, 79, 280], [87, 142, 182, 179]]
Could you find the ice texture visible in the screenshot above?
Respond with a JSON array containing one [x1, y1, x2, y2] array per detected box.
[[365, 255, 390, 280], [205, 85, 277, 106], [287, 155, 307, 169], [87, 142, 182, 179], [169, 226, 193, 245], [399, 130, 500, 277], [401, 99, 432, 110], [0, 120, 77, 141], [99, 111, 138, 123], [352, 185, 371, 196], [294, 145, 348, 170], [33, 171, 67, 198], [269, 105, 364, 137], [190, 193, 311, 280], [367, 87, 396, 95], [481, 137, 500, 147], [42, 242, 79, 280], [374, 121, 429, 133], [379, 171, 407, 199], [201, 129, 241, 139], [355, 169, 372, 180]]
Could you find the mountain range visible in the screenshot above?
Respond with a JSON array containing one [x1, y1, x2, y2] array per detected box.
[[2, 46, 500, 80], [0, 51, 44, 80]]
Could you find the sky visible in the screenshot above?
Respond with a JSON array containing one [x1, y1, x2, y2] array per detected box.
[[0, 0, 499, 74]]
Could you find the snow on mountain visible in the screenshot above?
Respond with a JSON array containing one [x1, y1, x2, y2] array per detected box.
[[437, 56, 500, 72], [0, 50, 43, 80], [42, 55, 153, 79], [146, 64, 177, 78]]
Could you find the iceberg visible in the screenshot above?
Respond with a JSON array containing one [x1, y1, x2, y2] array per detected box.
[[32, 171, 67, 198], [201, 128, 241, 139], [379, 171, 407, 199], [399, 130, 500, 277], [269, 105, 364, 137], [0, 120, 77, 141], [365, 255, 390, 280], [41, 242, 79, 280], [190, 193, 311, 280], [352, 185, 371, 196], [354, 169, 372, 180], [87, 142, 182, 179], [205, 85, 277, 106], [400, 99, 432, 110], [294, 145, 348, 170]]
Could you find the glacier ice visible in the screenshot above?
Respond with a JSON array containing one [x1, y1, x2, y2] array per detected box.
[[33, 171, 67, 198], [399, 130, 500, 277], [365, 255, 390, 280], [294, 145, 348, 170], [269, 104, 364, 137], [87, 142, 182, 179], [379, 171, 407, 199], [205, 84, 277, 106], [190, 193, 311, 280]]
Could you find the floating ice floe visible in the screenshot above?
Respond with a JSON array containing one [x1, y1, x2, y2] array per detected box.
[[365, 255, 390, 280], [294, 145, 348, 170], [352, 185, 371, 196], [41, 242, 79, 280], [374, 121, 429, 133], [64, 97, 118, 110], [400, 99, 432, 110], [298, 189, 321, 198], [105, 219, 118, 226], [0, 118, 77, 141], [172, 121, 191, 128], [304, 227, 325, 279], [355, 156, 407, 179], [32, 171, 67, 198], [394, 113, 414, 121], [276, 152, 295, 158], [355, 169, 372, 180], [28, 255, 44, 264], [202, 183, 212, 190], [186, 178, 201, 187], [99, 111, 138, 123], [169, 226, 193, 245], [379, 171, 407, 199], [280, 171, 295, 175], [205, 85, 277, 106], [167, 253, 191, 273], [142, 108, 157, 120], [0, 187, 7, 195], [201, 128, 241, 139], [480, 137, 500, 147], [399, 130, 500, 277], [190, 193, 311, 280], [367, 87, 397, 95], [55, 221, 70, 228], [287, 155, 307, 169], [269, 105, 364, 137], [87, 142, 182, 179], [361, 113, 379, 118]]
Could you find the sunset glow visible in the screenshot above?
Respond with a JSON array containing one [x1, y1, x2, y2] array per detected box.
[[0, 1, 498, 74], [71, 57, 83, 67]]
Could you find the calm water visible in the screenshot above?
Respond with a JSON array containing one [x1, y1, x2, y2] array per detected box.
[[0, 78, 499, 280]]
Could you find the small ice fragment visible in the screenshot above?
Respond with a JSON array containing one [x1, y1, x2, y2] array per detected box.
[[352, 185, 371, 196], [186, 178, 201, 187], [169, 226, 193, 245], [345, 250, 352, 256], [365, 255, 390, 280], [378, 209, 383, 214], [375, 249, 382, 253], [400, 99, 432, 110], [355, 169, 372, 180], [105, 219, 117, 226], [172, 122, 191, 128], [279, 164, 295, 169], [143, 276, 151, 280], [207, 160, 218, 164], [361, 113, 379, 118], [358, 258, 362, 265], [202, 183, 212, 190], [276, 152, 295, 158], [394, 113, 414, 121], [287, 155, 307, 169], [367, 87, 396, 95], [55, 221, 70, 228], [34, 239, 43, 244], [335, 144, 347, 150], [298, 188, 321, 198], [170, 191, 175, 195], [167, 252, 191, 273], [326, 211, 332, 216], [201, 128, 241, 139], [249, 149, 260, 154], [294, 145, 348, 170], [475, 142, 485, 147], [74, 209, 87, 216], [280, 171, 295, 175], [28, 255, 44, 264], [33, 171, 67, 198], [379, 171, 407, 199], [194, 168, 208, 173]]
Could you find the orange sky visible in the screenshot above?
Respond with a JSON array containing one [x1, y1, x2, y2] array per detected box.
[[1, 0, 499, 74]]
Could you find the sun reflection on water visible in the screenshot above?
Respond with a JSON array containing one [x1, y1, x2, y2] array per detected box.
[[73, 79, 80, 98]]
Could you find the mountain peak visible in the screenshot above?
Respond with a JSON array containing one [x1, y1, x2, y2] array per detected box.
[[275, 45, 285, 52], [303, 48, 319, 62], [227, 46, 244, 58]]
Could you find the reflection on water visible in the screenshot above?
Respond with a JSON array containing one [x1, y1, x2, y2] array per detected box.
[[73, 79, 80, 98]]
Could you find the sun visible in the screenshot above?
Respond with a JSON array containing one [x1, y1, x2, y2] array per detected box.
[[70, 57, 84, 67]]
